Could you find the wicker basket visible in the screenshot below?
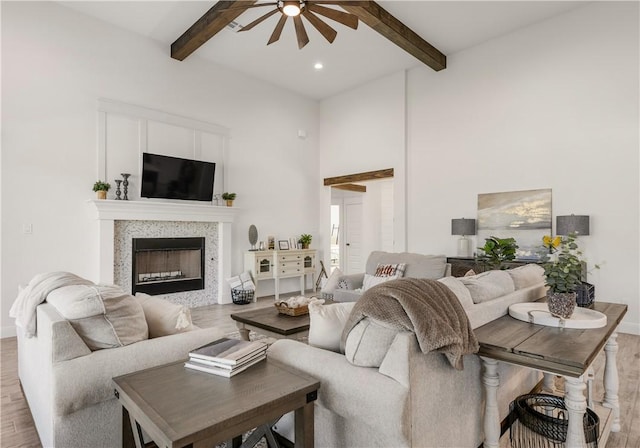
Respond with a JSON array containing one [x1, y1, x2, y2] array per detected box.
[[275, 303, 309, 316], [510, 394, 599, 448], [231, 288, 254, 305]]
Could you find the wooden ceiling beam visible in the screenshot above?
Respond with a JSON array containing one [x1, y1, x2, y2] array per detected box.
[[324, 168, 393, 186], [171, 0, 258, 61], [340, 1, 446, 71], [332, 184, 367, 193]]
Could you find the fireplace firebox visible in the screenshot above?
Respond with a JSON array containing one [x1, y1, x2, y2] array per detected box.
[[132, 237, 205, 295]]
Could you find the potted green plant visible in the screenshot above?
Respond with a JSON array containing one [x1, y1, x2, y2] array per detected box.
[[221, 192, 236, 207], [542, 232, 583, 318], [476, 236, 518, 270], [93, 180, 111, 200], [299, 234, 312, 249]]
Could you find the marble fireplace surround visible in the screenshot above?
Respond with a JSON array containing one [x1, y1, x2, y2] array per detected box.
[[87, 199, 237, 304]]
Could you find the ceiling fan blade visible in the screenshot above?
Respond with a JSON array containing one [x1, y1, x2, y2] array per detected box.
[[302, 9, 337, 43], [267, 14, 288, 45], [293, 15, 310, 49], [237, 8, 279, 31], [307, 4, 358, 30]]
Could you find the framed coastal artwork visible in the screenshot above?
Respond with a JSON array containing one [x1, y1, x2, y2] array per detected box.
[[477, 188, 552, 260]]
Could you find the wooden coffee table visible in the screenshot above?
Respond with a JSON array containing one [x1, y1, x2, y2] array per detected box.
[[113, 358, 320, 448], [230, 306, 310, 341], [475, 301, 627, 448]]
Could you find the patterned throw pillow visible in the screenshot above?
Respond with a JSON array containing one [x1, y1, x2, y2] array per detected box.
[[374, 263, 407, 278]]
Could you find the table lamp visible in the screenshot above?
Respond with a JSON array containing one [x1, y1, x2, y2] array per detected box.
[[556, 215, 590, 236], [451, 218, 476, 257]]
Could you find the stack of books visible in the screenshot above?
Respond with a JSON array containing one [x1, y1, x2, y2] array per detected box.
[[185, 337, 268, 378]]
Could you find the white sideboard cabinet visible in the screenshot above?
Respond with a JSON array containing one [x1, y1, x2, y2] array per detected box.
[[244, 249, 317, 301]]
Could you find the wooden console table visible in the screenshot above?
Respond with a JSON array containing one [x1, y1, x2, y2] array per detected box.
[[475, 301, 627, 448], [113, 359, 320, 448], [245, 249, 317, 301]]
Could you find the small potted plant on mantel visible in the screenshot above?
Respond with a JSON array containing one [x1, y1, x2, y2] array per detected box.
[[299, 234, 312, 249], [93, 180, 111, 200], [221, 192, 236, 207]]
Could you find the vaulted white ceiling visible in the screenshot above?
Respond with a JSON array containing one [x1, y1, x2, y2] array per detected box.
[[59, 1, 587, 99]]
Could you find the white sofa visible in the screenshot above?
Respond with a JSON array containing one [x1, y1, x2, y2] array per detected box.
[[18, 302, 224, 448], [268, 265, 548, 447], [332, 251, 451, 302]]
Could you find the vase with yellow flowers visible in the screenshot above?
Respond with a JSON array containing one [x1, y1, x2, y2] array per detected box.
[[542, 233, 583, 319]]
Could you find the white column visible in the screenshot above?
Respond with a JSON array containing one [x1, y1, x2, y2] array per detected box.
[[564, 375, 587, 448], [99, 220, 115, 284], [481, 357, 500, 448], [603, 331, 621, 432], [217, 222, 232, 304]]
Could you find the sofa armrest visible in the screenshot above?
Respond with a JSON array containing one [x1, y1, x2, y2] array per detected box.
[[337, 273, 364, 290], [52, 326, 224, 416]]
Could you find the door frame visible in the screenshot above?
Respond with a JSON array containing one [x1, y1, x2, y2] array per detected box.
[[324, 168, 396, 275]]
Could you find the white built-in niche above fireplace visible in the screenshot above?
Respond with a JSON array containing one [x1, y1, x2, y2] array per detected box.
[[87, 199, 237, 306]]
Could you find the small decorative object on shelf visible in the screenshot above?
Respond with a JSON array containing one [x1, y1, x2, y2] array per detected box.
[[248, 225, 258, 251], [114, 179, 122, 200], [299, 233, 312, 249], [222, 192, 236, 206], [121, 173, 130, 200], [542, 232, 583, 319], [92, 180, 111, 200]]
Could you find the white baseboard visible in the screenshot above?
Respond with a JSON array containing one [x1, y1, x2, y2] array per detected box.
[[618, 321, 640, 336], [1, 325, 17, 339]]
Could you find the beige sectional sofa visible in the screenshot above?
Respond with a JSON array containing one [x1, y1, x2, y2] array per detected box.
[[268, 265, 548, 447], [18, 300, 223, 448], [332, 251, 451, 302]]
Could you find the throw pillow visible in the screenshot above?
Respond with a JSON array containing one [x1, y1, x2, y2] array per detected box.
[[507, 264, 545, 290], [363, 263, 406, 291], [437, 276, 474, 309], [47, 284, 148, 350], [320, 267, 343, 295], [135, 293, 195, 338], [308, 300, 356, 352], [373, 263, 407, 277], [344, 318, 400, 367], [460, 270, 515, 304], [362, 273, 397, 290]]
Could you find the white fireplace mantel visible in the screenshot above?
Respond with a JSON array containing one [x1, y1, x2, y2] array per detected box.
[[87, 199, 238, 304]]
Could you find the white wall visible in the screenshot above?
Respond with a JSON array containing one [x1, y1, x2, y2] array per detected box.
[[318, 72, 407, 270], [319, 2, 640, 334], [1, 2, 319, 336]]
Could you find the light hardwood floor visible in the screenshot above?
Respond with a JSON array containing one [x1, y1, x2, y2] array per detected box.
[[1, 297, 639, 448]]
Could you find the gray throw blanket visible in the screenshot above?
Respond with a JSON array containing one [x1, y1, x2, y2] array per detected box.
[[341, 278, 479, 370]]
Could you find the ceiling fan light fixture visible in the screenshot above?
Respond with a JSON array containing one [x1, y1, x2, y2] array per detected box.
[[281, 1, 301, 17]]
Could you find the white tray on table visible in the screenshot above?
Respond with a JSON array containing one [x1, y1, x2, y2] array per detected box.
[[508, 302, 607, 329]]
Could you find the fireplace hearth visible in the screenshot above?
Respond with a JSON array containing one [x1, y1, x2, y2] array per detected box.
[[132, 237, 205, 295]]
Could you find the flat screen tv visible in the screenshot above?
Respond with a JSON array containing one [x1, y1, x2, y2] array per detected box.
[[141, 153, 216, 201]]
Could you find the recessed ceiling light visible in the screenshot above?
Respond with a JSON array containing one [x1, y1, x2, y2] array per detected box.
[[314, 62, 324, 70]]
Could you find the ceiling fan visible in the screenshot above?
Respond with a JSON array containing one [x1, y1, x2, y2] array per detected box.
[[224, 1, 359, 49], [172, 1, 447, 72]]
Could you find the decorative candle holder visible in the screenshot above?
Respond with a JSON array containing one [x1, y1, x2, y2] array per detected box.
[[114, 179, 122, 200], [121, 173, 130, 200]]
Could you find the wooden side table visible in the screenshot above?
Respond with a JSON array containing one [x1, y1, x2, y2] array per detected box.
[[475, 301, 627, 448], [113, 359, 320, 448]]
